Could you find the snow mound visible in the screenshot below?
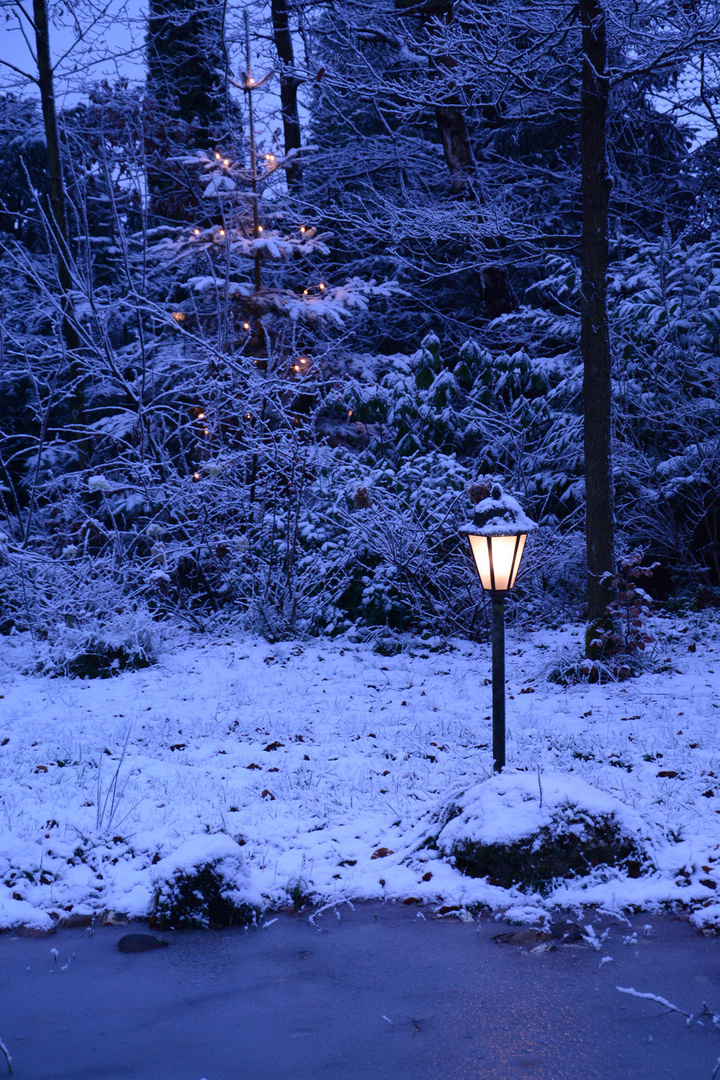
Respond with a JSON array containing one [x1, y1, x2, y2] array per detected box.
[[437, 772, 649, 893], [151, 834, 263, 929]]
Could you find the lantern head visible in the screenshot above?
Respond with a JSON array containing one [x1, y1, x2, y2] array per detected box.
[[460, 483, 536, 594]]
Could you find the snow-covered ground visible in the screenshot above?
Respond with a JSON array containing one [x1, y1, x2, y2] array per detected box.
[[1, 612, 720, 931]]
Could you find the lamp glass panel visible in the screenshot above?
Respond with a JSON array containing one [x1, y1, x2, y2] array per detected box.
[[469, 532, 527, 591], [469, 534, 493, 590], [504, 532, 526, 589]]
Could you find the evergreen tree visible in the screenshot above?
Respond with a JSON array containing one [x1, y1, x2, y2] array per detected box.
[[145, 0, 239, 223], [146, 0, 230, 134]]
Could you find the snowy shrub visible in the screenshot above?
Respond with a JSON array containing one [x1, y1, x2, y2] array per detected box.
[[6, 555, 162, 677], [151, 835, 262, 930], [510, 528, 587, 625], [436, 773, 649, 894], [544, 548, 658, 683], [546, 653, 637, 686], [293, 447, 479, 636], [43, 623, 157, 679]]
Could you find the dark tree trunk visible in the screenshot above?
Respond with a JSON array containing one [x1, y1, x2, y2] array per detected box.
[[580, 0, 615, 620], [434, 94, 473, 195], [32, 0, 83, 425], [270, 0, 302, 191], [33, 0, 70, 291], [418, 0, 512, 314]]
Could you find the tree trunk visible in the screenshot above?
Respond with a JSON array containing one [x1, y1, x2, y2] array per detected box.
[[418, 0, 512, 315], [434, 96, 473, 195], [270, 0, 302, 191], [32, 0, 84, 438], [580, 0, 614, 621]]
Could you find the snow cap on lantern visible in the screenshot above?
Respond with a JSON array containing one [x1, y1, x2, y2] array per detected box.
[[460, 483, 536, 593]]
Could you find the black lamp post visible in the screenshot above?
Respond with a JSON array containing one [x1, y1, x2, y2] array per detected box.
[[462, 484, 536, 773]]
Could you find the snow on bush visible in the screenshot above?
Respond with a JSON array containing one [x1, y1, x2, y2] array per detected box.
[[437, 772, 650, 893], [151, 834, 263, 930], [36, 608, 158, 679]]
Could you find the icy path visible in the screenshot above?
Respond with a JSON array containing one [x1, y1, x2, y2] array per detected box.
[[2, 904, 719, 1080]]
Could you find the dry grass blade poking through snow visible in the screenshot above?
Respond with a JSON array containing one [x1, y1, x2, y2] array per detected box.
[[95, 725, 135, 833]]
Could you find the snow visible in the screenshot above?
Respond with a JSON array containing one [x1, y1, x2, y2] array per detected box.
[[460, 486, 538, 537], [1, 613, 720, 930], [152, 833, 263, 913], [437, 771, 645, 848]]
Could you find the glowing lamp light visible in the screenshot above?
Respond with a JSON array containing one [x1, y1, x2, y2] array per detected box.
[[461, 483, 534, 594], [223, 158, 230, 167], [243, 322, 250, 331], [197, 412, 205, 420], [215, 153, 221, 161], [193, 472, 200, 480], [171, 311, 185, 322], [300, 357, 308, 365], [468, 532, 527, 594], [319, 282, 326, 290], [461, 483, 536, 773], [258, 225, 264, 233], [299, 226, 306, 234]]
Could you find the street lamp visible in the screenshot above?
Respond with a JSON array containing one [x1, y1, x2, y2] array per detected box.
[[461, 483, 536, 773]]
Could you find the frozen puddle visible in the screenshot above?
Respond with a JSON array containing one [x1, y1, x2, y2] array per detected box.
[[2, 903, 719, 1079]]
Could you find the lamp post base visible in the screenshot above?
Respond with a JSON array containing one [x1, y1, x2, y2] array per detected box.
[[491, 595, 506, 773]]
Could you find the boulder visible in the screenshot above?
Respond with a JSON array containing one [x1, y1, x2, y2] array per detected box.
[[118, 934, 169, 953]]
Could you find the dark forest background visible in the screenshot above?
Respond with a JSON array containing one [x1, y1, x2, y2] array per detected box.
[[1, 0, 719, 676]]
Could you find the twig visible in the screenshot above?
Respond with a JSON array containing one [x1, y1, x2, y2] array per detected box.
[[0, 1035, 12, 1074], [616, 986, 693, 1022], [308, 897, 355, 926]]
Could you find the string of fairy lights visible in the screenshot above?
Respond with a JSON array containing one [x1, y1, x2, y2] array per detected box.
[[168, 150, 337, 481]]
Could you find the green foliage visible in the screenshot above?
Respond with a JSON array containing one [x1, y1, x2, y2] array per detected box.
[[450, 811, 646, 894], [152, 863, 258, 929]]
